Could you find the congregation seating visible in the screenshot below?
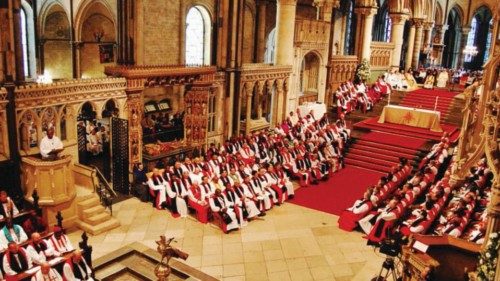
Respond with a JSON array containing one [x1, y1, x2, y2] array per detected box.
[[333, 79, 389, 117], [138, 110, 350, 233], [340, 130, 493, 247], [0, 190, 94, 280]]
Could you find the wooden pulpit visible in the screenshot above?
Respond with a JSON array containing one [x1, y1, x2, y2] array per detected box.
[[402, 234, 481, 281]]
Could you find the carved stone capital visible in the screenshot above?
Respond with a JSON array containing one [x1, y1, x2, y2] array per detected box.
[[423, 21, 434, 31], [461, 26, 471, 36], [244, 82, 255, 98], [389, 13, 409, 25], [410, 18, 425, 28], [277, 0, 297, 6], [355, 7, 377, 17], [276, 79, 284, 93], [257, 81, 266, 96]]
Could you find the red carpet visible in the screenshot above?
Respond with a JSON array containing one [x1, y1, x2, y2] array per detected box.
[[291, 167, 384, 215], [399, 88, 459, 118], [354, 117, 460, 142], [344, 131, 426, 173]]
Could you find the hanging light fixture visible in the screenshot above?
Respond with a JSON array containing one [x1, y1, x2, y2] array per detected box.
[[463, 45, 479, 57]]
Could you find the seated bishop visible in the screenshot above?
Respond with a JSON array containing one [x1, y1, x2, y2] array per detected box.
[[3, 241, 33, 277], [0, 218, 28, 250], [31, 262, 63, 281], [63, 250, 94, 281], [26, 232, 60, 265], [48, 226, 74, 253], [0, 190, 19, 220]]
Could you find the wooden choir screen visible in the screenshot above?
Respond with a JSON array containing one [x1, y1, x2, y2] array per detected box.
[[184, 85, 211, 147]]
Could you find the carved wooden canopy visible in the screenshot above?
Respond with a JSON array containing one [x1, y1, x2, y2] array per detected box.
[[104, 65, 218, 90]]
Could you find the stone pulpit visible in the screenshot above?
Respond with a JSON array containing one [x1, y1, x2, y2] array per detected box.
[[21, 155, 76, 226]]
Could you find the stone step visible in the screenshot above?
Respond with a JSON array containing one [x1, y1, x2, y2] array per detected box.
[[80, 205, 106, 220], [76, 218, 120, 236], [77, 197, 101, 209], [85, 212, 112, 226]]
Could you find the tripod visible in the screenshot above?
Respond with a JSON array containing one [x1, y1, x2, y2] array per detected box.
[[372, 256, 400, 281]]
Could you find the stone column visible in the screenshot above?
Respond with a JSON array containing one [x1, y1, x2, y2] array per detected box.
[[456, 27, 470, 69], [275, 79, 285, 123], [355, 7, 377, 61], [422, 22, 434, 49], [411, 18, 424, 68], [244, 82, 254, 134], [257, 81, 265, 118], [389, 13, 409, 68], [256, 0, 267, 62], [433, 24, 448, 66], [405, 20, 416, 69], [274, 0, 297, 65]]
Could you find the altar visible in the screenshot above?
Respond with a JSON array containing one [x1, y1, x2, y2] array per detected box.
[[378, 105, 443, 132], [298, 102, 327, 120]]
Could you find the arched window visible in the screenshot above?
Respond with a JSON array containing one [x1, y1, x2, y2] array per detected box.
[[264, 28, 276, 64], [21, 8, 29, 77], [372, 0, 391, 42], [343, 0, 356, 55], [185, 6, 211, 65], [20, 1, 36, 78], [483, 18, 493, 62], [464, 17, 478, 63]]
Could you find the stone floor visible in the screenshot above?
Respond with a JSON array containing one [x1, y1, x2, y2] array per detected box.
[[66, 198, 386, 281]]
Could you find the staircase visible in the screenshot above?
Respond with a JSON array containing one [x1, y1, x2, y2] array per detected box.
[[344, 132, 426, 173], [76, 190, 120, 235]]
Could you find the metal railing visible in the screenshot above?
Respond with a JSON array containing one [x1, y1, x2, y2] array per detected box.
[[91, 165, 116, 215]]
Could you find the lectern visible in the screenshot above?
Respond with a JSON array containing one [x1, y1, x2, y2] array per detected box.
[[402, 234, 480, 281]]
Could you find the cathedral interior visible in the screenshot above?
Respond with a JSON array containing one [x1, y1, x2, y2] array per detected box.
[[0, 0, 499, 280]]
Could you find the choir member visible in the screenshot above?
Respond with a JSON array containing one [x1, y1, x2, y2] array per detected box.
[[63, 250, 94, 281]]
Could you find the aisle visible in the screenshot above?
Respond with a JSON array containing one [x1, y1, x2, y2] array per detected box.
[[290, 166, 384, 216]]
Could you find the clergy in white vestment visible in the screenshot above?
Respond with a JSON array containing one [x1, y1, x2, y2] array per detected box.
[[436, 70, 449, 88], [39, 127, 64, 160], [48, 226, 74, 253], [147, 169, 168, 209], [0, 191, 19, 219], [31, 262, 63, 281], [209, 189, 240, 232], [63, 250, 94, 281], [166, 177, 189, 218], [3, 242, 33, 276], [26, 232, 60, 265], [0, 218, 28, 250]]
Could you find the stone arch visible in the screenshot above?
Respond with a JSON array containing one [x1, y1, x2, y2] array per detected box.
[[242, 0, 256, 63], [300, 51, 321, 94], [17, 109, 41, 152], [78, 101, 98, 120], [101, 98, 120, 118], [75, 0, 117, 78], [185, 1, 215, 21], [38, 0, 70, 33], [39, 1, 72, 79], [435, 1, 443, 25], [442, 6, 462, 68]]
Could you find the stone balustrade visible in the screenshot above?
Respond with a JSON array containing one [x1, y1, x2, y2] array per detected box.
[[294, 19, 330, 46], [238, 63, 292, 134], [370, 41, 395, 70], [327, 55, 358, 107]]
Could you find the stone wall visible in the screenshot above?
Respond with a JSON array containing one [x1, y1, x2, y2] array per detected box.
[[142, 0, 181, 65]]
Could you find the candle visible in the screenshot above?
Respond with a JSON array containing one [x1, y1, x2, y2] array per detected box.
[[434, 96, 439, 111], [388, 92, 391, 105]]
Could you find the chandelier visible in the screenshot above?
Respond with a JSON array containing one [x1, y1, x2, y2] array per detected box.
[[463, 45, 479, 57]]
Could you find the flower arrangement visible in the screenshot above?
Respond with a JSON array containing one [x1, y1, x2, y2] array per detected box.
[[355, 58, 371, 83], [477, 232, 499, 281]]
